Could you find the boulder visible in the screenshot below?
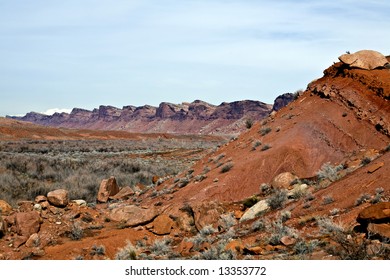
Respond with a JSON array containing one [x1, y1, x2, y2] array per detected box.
[[17, 201, 34, 212], [151, 214, 175, 235], [240, 199, 270, 222], [109, 186, 134, 201], [0, 216, 5, 237], [110, 205, 158, 227], [72, 200, 87, 207], [225, 240, 245, 253], [271, 172, 298, 189], [15, 211, 41, 237], [97, 177, 119, 203], [280, 236, 297, 246], [367, 223, 390, 240], [25, 233, 40, 248], [47, 189, 69, 207], [0, 200, 13, 214], [357, 202, 390, 225], [192, 201, 225, 231], [178, 240, 194, 257], [287, 184, 309, 199], [34, 195, 47, 203], [338, 50, 388, 70]]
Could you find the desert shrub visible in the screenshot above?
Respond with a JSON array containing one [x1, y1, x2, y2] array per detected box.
[[260, 183, 272, 195], [360, 157, 372, 166], [243, 195, 259, 209], [219, 213, 237, 230], [245, 119, 254, 129], [213, 153, 225, 164], [69, 222, 84, 240], [150, 238, 172, 256], [199, 225, 217, 236], [220, 162, 233, 173], [329, 208, 340, 216], [259, 127, 272, 136], [268, 189, 288, 210], [322, 195, 334, 205], [252, 140, 261, 150], [316, 162, 344, 182], [261, 144, 271, 151], [115, 241, 137, 260], [192, 241, 236, 260], [251, 219, 265, 232], [90, 245, 106, 256], [355, 193, 371, 206], [293, 239, 319, 256], [267, 219, 298, 245], [280, 211, 291, 222], [316, 217, 390, 260]]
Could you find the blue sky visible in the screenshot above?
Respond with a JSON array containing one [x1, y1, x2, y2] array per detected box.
[[0, 0, 389, 116]]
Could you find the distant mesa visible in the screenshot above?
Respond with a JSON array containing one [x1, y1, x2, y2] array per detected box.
[[7, 96, 294, 135]]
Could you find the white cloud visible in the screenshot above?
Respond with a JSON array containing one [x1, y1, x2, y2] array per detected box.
[[41, 108, 72, 115]]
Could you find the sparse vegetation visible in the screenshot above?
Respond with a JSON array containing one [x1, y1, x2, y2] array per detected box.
[[0, 138, 220, 206], [245, 119, 254, 129], [220, 162, 234, 173], [261, 144, 271, 151], [355, 193, 371, 206], [259, 127, 272, 136], [115, 241, 137, 260], [322, 195, 335, 205], [316, 162, 344, 183], [268, 189, 288, 210], [69, 222, 84, 240]]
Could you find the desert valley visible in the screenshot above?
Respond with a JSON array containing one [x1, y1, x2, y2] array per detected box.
[[0, 50, 389, 260]]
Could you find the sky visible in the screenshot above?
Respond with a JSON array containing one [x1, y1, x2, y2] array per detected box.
[[0, 0, 389, 117]]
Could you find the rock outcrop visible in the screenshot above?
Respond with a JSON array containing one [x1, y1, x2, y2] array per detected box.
[[97, 177, 119, 203], [8, 99, 277, 135], [47, 189, 69, 208], [339, 50, 388, 70]]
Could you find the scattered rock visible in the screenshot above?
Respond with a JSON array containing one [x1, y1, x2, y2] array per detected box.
[[178, 240, 194, 257], [34, 196, 47, 203], [192, 201, 225, 231], [287, 184, 309, 199], [240, 200, 269, 222], [339, 50, 388, 70], [110, 205, 158, 227], [33, 204, 42, 212], [0, 200, 13, 214], [244, 246, 264, 255], [367, 162, 384, 174], [271, 172, 298, 189], [280, 236, 297, 246], [357, 202, 390, 225], [25, 233, 40, 248], [47, 189, 69, 207], [225, 240, 245, 253], [97, 177, 119, 203], [151, 214, 175, 235], [13, 236, 28, 248], [367, 223, 390, 240], [14, 211, 41, 237], [17, 201, 34, 212], [109, 186, 134, 201], [72, 200, 87, 207], [0, 216, 5, 237]]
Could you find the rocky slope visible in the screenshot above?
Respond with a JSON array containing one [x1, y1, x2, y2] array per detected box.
[[1, 51, 389, 260], [8, 96, 295, 135]]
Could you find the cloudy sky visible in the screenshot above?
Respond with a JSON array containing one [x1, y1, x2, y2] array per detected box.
[[0, 0, 389, 116]]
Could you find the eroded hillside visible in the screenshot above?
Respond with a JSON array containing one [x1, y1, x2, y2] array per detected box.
[[1, 51, 389, 260]]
